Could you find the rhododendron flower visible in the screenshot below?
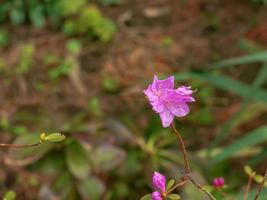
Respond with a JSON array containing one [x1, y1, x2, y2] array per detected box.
[[213, 177, 225, 188], [152, 191, 163, 200], [144, 75, 195, 127], [151, 172, 166, 200]]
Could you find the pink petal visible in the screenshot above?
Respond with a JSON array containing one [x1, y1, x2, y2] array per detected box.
[[159, 109, 174, 127], [152, 191, 163, 200], [153, 75, 174, 91], [176, 86, 193, 95], [152, 172, 166, 192], [168, 102, 190, 117]]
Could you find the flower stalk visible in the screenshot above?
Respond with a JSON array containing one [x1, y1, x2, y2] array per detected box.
[[170, 122, 216, 200]]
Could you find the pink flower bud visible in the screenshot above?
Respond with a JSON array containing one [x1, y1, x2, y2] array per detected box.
[[152, 171, 166, 193], [213, 177, 225, 188]]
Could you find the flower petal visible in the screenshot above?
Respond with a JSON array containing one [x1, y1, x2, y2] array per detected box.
[[152, 172, 166, 192], [159, 109, 174, 128], [176, 86, 193, 95], [153, 75, 174, 90], [168, 102, 190, 117], [152, 191, 163, 200]]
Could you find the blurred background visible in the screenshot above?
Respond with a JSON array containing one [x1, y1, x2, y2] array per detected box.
[[0, 0, 267, 199]]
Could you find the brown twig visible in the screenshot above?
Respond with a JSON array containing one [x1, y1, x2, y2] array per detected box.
[[190, 177, 216, 200], [0, 141, 42, 148], [170, 123, 190, 174], [167, 179, 188, 194], [170, 123, 216, 200], [244, 173, 254, 200], [254, 168, 267, 200]]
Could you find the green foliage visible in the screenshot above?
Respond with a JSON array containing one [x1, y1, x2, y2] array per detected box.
[[16, 43, 34, 75], [244, 165, 267, 187], [166, 179, 175, 191], [65, 140, 91, 179], [140, 194, 151, 200], [210, 125, 267, 164], [102, 78, 119, 92], [63, 6, 117, 42], [88, 97, 102, 116], [78, 177, 105, 200], [208, 51, 267, 68], [0, 29, 10, 47], [66, 39, 82, 54], [0, 0, 116, 42], [161, 36, 173, 46], [3, 190, 16, 200], [49, 59, 72, 79], [167, 194, 180, 200], [98, 0, 124, 6], [250, 0, 267, 5], [57, 0, 87, 16]]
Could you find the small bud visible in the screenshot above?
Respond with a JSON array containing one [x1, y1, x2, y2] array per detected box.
[[40, 133, 47, 142], [42, 133, 66, 142], [213, 177, 225, 188], [152, 172, 166, 193]]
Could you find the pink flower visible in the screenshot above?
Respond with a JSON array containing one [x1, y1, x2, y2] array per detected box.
[[152, 191, 163, 200], [153, 171, 166, 192], [144, 75, 195, 127], [213, 177, 225, 188], [151, 172, 166, 200]]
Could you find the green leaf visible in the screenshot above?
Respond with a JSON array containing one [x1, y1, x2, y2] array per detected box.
[[66, 140, 91, 179], [93, 18, 117, 42], [78, 177, 105, 200], [66, 39, 82, 54], [210, 125, 267, 164], [209, 64, 267, 149], [244, 165, 254, 176], [29, 5, 45, 28], [91, 145, 125, 171], [254, 175, 267, 187], [6, 134, 53, 166], [10, 7, 25, 25], [209, 51, 267, 68], [0, 30, 10, 47], [167, 194, 181, 200], [140, 194, 151, 200], [3, 190, 16, 200], [43, 133, 66, 142], [166, 179, 175, 191]]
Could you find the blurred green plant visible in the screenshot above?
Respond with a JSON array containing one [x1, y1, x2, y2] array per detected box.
[[98, 0, 124, 6], [16, 43, 35, 75], [0, 0, 116, 42], [63, 6, 116, 42], [3, 190, 16, 200], [0, 29, 10, 47]]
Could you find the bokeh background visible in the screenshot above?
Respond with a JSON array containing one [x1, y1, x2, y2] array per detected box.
[[0, 0, 267, 199]]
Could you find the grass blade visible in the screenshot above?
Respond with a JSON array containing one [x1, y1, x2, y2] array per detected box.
[[208, 51, 267, 68], [210, 125, 267, 164]]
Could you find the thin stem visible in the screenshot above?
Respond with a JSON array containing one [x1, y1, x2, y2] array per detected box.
[[167, 179, 188, 194], [170, 123, 190, 174], [254, 168, 267, 200], [170, 123, 217, 200], [0, 141, 42, 148], [244, 174, 254, 200], [190, 177, 216, 200]]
